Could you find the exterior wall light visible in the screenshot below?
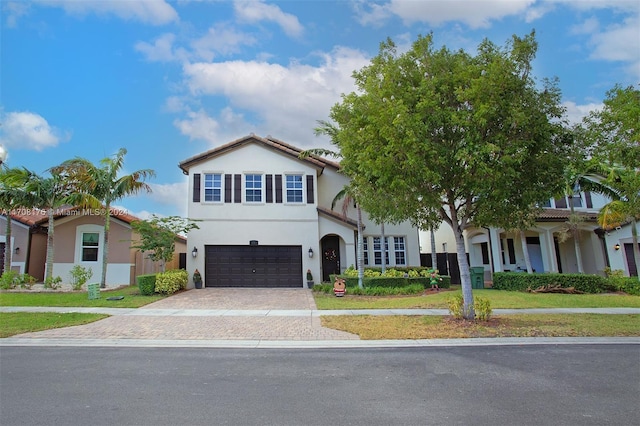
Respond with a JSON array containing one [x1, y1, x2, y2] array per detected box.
[[308, 248, 314, 258], [614, 243, 620, 251], [192, 246, 198, 257], [14, 247, 19, 254]]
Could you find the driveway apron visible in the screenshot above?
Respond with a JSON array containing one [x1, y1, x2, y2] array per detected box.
[[12, 288, 359, 341]]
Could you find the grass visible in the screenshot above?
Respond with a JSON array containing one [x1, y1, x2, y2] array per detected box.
[[313, 287, 640, 310], [0, 312, 109, 338], [0, 285, 166, 308], [321, 314, 640, 339]]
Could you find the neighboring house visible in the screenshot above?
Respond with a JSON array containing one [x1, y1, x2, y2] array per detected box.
[[179, 134, 422, 288], [420, 190, 639, 279], [0, 207, 187, 287]]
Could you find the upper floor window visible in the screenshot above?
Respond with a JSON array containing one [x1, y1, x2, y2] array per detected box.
[[82, 232, 99, 262], [204, 173, 222, 202], [285, 175, 303, 203], [245, 174, 262, 202]]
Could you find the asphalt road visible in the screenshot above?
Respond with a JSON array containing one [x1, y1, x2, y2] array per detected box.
[[1, 344, 638, 426]]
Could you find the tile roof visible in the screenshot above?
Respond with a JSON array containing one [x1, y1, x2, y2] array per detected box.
[[536, 208, 599, 222], [178, 134, 341, 173], [317, 206, 361, 229]]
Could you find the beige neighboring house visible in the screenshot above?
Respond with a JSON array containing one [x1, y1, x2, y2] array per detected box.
[[420, 190, 639, 280], [0, 207, 187, 287], [179, 134, 422, 289]]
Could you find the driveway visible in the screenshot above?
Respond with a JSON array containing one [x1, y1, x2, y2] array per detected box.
[[11, 288, 360, 341]]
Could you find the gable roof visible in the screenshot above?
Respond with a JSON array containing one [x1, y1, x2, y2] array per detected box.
[[178, 134, 341, 174]]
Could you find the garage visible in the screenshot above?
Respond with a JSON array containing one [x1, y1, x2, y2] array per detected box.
[[204, 245, 303, 287]]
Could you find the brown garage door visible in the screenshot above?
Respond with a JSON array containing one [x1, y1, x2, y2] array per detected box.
[[204, 245, 302, 287]]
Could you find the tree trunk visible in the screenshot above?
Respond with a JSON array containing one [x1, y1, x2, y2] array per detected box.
[[520, 230, 533, 273], [101, 205, 110, 288], [356, 205, 364, 289], [569, 195, 585, 273], [45, 208, 55, 280], [3, 215, 12, 274], [380, 222, 386, 274], [453, 226, 474, 319], [430, 227, 437, 271]]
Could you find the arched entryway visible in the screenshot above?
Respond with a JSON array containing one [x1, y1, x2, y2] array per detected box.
[[321, 235, 340, 282]]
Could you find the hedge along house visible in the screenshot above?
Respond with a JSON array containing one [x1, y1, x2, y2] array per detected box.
[[179, 134, 422, 289], [421, 189, 639, 280], [0, 207, 187, 286]]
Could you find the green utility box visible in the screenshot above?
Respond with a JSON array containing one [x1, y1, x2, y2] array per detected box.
[[469, 267, 485, 289], [87, 283, 100, 300]]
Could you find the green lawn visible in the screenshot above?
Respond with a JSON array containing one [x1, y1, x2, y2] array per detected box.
[[313, 288, 640, 310], [0, 312, 109, 338], [0, 285, 165, 308]]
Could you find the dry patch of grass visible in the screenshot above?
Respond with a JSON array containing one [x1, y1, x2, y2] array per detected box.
[[321, 314, 640, 340]]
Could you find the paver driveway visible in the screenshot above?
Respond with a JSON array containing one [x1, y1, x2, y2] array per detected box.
[[13, 288, 359, 341]]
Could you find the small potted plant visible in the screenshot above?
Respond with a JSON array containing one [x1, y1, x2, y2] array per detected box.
[[193, 269, 203, 289], [306, 269, 314, 289]]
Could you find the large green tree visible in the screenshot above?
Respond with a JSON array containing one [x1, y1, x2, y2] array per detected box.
[[55, 148, 155, 288], [322, 32, 569, 318]]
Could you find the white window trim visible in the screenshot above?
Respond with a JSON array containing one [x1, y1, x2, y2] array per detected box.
[[202, 172, 224, 204], [75, 224, 103, 264], [284, 173, 304, 204], [244, 172, 264, 204]]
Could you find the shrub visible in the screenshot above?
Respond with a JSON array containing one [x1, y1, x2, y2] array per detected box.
[[155, 269, 188, 295], [608, 276, 640, 296], [492, 272, 610, 293], [136, 274, 157, 296], [313, 283, 424, 296], [0, 271, 19, 289], [69, 265, 93, 291], [447, 294, 492, 321], [43, 276, 62, 290]]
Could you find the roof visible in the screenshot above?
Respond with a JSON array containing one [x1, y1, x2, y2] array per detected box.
[[317, 206, 361, 229], [178, 134, 341, 174], [536, 208, 600, 222], [8, 206, 141, 227]]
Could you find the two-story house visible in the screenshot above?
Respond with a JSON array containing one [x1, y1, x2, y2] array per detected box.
[[179, 134, 422, 288], [421, 190, 639, 280]]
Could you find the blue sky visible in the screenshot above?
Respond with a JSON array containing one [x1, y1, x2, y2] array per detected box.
[[1, 0, 638, 219]]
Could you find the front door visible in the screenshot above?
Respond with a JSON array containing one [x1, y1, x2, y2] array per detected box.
[[321, 236, 340, 282]]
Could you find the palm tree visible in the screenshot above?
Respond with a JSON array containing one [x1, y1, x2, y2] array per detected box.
[[330, 186, 365, 289], [27, 170, 72, 280], [0, 167, 32, 274], [597, 166, 640, 281], [54, 148, 155, 288]]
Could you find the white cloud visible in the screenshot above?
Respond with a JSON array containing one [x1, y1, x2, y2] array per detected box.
[[135, 33, 182, 62], [563, 100, 603, 125], [173, 108, 251, 145], [2, 1, 31, 28], [355, 0, 536, 29], [181, 46, 370, 147], [190, 23, 258, 61], [589, 16, 640, 62], [38, 0, 179, 25], [0, 111, 70, 151], [234, 0, 304, 37]]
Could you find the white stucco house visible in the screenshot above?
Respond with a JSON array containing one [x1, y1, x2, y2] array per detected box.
[[420, 190, 639, 280], [179, 134, 422, 288]]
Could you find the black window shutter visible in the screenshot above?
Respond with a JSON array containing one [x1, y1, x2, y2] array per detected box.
[[266, 175, 273, 203], [224, 174, 232, 203], [507, 239, 516, 264], [555, 197, 567, 208], [193, 174, 201, 202], [275, 175, 283, 203], [306, 175, 314, 204], [234, 174, 242, 203], [584, 191, 593, 208], [481, 242, 489, 265]]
